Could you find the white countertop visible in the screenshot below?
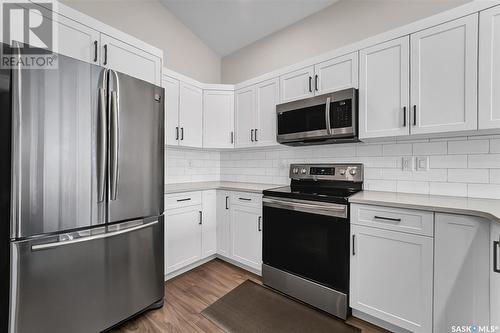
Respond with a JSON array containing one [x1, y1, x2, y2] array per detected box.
[[165, 181, 281, 194], [349, 191, 500, 223]]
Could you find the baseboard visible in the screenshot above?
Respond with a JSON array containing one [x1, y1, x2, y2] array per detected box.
[[165, 255, 217, 281], [216, 254, 261, 276], [352, 309, 412, 333]]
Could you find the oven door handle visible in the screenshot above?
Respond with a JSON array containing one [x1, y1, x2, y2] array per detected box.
[[263, 197, 347, 218]]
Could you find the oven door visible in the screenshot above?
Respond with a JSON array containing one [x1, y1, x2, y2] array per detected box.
[[262, 197, 349, 293]]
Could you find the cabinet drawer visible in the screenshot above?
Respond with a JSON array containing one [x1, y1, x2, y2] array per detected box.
[[166, 191, 202, 209], [231, 192, 262, 208], [351, 204, 434, 237]]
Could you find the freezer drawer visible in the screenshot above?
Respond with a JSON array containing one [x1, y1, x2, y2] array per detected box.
[[9, 217, 164, 333]]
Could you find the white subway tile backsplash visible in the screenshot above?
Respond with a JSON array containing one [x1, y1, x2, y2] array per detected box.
[[413, 142, 447, 155], [166, 137, 500, 200], [468, 154, 500, 168], [429, 155, 467, 169], [448, 140, 489, 154], [448, 169, 489, 183], [429, 182, 467, 197]]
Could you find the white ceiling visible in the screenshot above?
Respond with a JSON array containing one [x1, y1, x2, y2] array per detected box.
[[160, 0, 338, 56]]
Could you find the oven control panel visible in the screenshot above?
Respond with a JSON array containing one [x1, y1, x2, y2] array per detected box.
[[290, 164, 363, 182]]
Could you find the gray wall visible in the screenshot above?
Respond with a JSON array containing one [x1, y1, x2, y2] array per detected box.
[[221, 0, 471, 84], [63, 0, 222, 83]]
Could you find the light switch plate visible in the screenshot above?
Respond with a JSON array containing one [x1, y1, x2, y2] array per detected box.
[[415, 156, 429, 171], [402, 157, 414, 171]]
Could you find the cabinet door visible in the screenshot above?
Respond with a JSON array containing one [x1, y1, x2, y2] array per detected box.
[[314, 52, 358, 95], [7, 3, 100, 64], [434, 213, 490, 332], [201, 191, 217, 257], [279, 66, 314, 103], [179, 82, 203, 148], [100, 34, 161, 85], [410, 14, 478, 135], [479, 6, 500, 129], [255, 78, 279, 147], [235, 86, 256, 148], [165, 206, 202, 274], [216, 191, 232, 258], [491, 223, 500, 328], [231, 205, 262, 271], [203, 90, 234, 148], [350, 225, 433, 333], [163, 75, 180, 146], [359, 37, 410, 139]]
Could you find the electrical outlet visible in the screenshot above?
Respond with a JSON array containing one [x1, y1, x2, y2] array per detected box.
[[415, 156, 429, 171], [402, 157, 414, 171]]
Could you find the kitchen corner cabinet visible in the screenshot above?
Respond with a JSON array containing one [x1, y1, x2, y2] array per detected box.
[[235, 78, 279, 148], [203, 90, 235, 148], [410, 14, 478, 135], [100, 34, 162, 86], [279, 52, 358, 103], [179, 82, 203, 148], [491, 223, 500, 328], [434, 213, 490, 332], [359, 37, 410, 139], [479, 5, 500, 129], [201, 191, 217, 257]]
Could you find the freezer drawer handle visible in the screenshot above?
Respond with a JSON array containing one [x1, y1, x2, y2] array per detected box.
[[31, 221, 158, 251], [494, 240, 500, 273]]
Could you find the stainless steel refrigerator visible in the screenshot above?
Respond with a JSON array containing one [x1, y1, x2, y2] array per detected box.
[[0, 45, 165, 333]]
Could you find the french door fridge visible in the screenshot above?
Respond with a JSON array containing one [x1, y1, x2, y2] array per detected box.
[[0, 45, 164, 333]]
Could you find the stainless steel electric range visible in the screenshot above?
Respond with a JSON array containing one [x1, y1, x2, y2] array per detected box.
[[262, 163, 363, 319]]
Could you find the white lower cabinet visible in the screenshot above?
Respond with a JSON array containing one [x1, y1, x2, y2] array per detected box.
[[350, 224, 433, 333], [201, 191, 217, 257], [216, 191, 232, 257], [230, 204, 262, 271], [434, 213, 490, 332], [165, 205, 202, 275], [491, 223, 500, 328]]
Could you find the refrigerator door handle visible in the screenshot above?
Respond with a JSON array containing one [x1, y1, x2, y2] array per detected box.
[[109, 70, 120, 201], [11, 41, 22, 239], [97, 69, 108, 203], [31, 220, 158, 251]]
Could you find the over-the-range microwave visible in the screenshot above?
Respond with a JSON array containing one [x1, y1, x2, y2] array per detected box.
[[276, 88, 359, 146]]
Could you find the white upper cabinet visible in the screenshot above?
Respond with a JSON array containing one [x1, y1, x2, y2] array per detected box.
[[479, 5, 500, 130], [314, 52, 359, 95], [100, 34, 162, 85], [179, 82, 203, 148], [434, 213, 490, 333], [255, 78, 279, 147], [410, 14, 478, 135], [359, 37, 410, 139], [492, 223, 500, 328], [280, 66, 315, 103], [203, 90, 235, 149], [235, 86, 256, 148], [163, 75, 180, 146]]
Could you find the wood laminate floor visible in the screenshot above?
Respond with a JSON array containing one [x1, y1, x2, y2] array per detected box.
[[111, 259, 388, 333]]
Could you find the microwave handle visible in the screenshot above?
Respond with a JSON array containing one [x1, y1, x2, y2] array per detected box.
[[325, 97, 332, 134]]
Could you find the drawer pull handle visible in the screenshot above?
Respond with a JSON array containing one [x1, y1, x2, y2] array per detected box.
[[494, 240, 500, 274], [239, 197, 251, 201], [374, 216, 401, 223], [177, 198, 191, 202]]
